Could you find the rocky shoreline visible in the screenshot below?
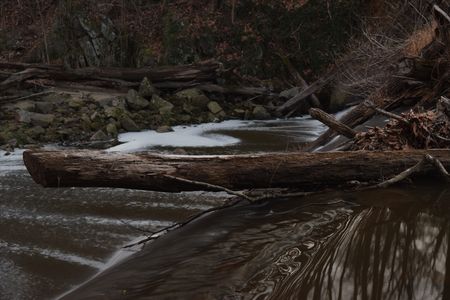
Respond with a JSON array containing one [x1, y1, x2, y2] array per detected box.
[[0, 78, 276, 152]]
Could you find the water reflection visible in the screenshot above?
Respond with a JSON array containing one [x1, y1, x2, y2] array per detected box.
[[66, 183, 450, 300], [244, 187, 450, 300]]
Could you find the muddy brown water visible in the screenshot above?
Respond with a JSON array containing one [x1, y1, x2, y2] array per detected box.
[[1, 117, 449, 300]]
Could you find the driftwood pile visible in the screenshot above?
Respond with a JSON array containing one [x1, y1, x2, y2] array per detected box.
[[352, 98, 450, 150], [307, 4, 450, 152]]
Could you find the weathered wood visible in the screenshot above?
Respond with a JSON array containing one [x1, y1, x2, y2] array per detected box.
[[23, 149, 450, 192], [309, 108, 357, 139], [276, 71, 336, 115], [0, 60, 222, 91]]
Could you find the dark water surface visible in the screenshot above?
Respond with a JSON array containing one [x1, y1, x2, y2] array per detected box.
[[1, 118, 449, 299], [63, 183, 450, 300]]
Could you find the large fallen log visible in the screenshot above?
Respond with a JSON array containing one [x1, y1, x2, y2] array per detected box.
[[23, 149, 450, 192], [0, 60, 222, 92]]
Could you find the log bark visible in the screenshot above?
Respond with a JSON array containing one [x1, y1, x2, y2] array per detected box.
[[309, 108, 357, 139], [23, 149, 450, 192], [0, 60, 222, 92], [276, 71, 336, 115]]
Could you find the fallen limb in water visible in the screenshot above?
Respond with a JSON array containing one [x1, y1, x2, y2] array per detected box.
[[23, 149, 450, 192], [309, 108, 357, 139], [376, 154, 449, 188]]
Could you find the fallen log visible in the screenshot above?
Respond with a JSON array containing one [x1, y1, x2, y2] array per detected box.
[[23, 149, 450, 192], [0, 60, 222, 92], [309, 108, 357, 139], [276, 70, 336, 115]]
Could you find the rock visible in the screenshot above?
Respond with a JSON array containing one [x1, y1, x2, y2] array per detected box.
[[207, 101, 224, 115], [96, 97, 113, 107], [175, 88, 209, 108], [111, 97, 127, 109], [90, 111, 99, 121], [16, 110, 55, 127], [68, 98, 84, 109], [204, 112, 217, 123], [14, 101, 36, 112], [233, 108, 246, 117], [126, 89, 149, 110], [252, 105, 271, 120], [0, 144, 14, 152], [35, 101, 54, 114], [173, 148, 187, 155], [104, 107, 125, 119], [156, 125, 174, 133], [79, 36, 100, 66], [90, 130, 108, 141], [101, 17, 117, 41], [139, 77, 156, 98], [31, 113, 55, 127], [26, 126, 46, 139], [179, 114, 192, 123], [149, 95, 174, 114], [120, 115, 140, 132], [16, 110, 32, 123], [106, 123, 118, 136]]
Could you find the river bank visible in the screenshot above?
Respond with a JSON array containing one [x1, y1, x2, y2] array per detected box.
[[0, 80, 283, 152]]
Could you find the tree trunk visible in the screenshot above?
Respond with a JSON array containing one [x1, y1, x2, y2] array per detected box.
[[23, 149, 450, 192], [0, 60, 222, 91]]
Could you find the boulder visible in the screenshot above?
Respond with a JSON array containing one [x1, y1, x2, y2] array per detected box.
[[207, 101, 225, 116], [90, 130, 108, 141], [120, 115, 140, 132], [149, 95, 174, 115], [35, 101, 54, 114], [15, 101, 36, 112], [126, 89, 149, 110], [31, 113, 56, 127], [139, 77, 157, 98], [252, 105, 271, 120], [156, 125, 174, 133], [175, 88, 210, 108], [16, 110, 55, 127], [104, 107, 125, 119], [26, 126, 46, 139], [106, 123, 118, 136], [68, 98, 85, 109], [16, 110, 32, 123]]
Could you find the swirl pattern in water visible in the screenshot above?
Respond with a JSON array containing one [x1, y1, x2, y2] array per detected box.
[[66, 183, 450, 300]]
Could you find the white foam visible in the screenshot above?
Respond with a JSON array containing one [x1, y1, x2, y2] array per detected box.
[[108, 120, 253, 152], [107, 117, 325, 153], [0, 149, 26, 174]]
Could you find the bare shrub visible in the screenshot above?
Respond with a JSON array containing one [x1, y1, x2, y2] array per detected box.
[[333, 0, 435, 101]]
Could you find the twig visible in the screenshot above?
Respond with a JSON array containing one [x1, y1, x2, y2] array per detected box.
[[364, 100, 409, 125], [376, 154, 449, 188], [0, 90, 53, 103], [434, 4, 450, 23], [424, 154, 450, 181], [164, 174, 256, 202], [123, 198, 247, 248]]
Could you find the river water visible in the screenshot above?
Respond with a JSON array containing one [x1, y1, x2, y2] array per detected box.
[[1, 117, 449, 300]]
